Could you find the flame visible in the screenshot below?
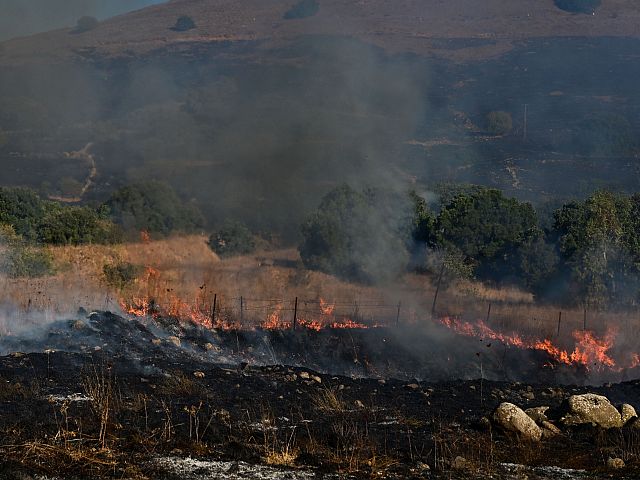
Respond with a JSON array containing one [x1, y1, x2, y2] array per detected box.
[[319, 298, 335, 315], [438, 316, 632, 372], [140, 230, 151, 243]]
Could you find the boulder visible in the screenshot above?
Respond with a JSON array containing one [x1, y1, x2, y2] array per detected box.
[[620, 403, 637, 425], [493, 402, 542, 441], [541, 421, 562, 438], [560, 394, 623, 429]]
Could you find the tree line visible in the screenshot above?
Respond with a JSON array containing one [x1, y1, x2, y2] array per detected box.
[[296, 184, 640, 309]]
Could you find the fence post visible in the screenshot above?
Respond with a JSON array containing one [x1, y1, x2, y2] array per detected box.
[[486, 302, 492, 324], [431, 262, 445, 318], [557, 311, 562, 337], [396, 301, 401, 327], [211, 293, 217, 325], [240, 296, 244, 325], [293, 297, 298, 331]]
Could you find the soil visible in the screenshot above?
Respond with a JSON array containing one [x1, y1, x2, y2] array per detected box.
[[1, 311, 640, 479]]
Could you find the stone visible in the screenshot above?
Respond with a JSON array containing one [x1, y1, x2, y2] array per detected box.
[[620, 403, 637, 425], [193, 371, 205, 379], [311, 375, 322, 383], [451, 456, 467, 470], [607, 457, 625, 469], [560, 393, 623, 429], [541, 421, 562, 437], [493, 402, 542, 441], [299, 371, 310, 380], [525, 406, 550, 424], [166, 336, 181, 347], [354, 400, 365, 409], [151, 338, 162, 346], [405, 383, 420, 390]]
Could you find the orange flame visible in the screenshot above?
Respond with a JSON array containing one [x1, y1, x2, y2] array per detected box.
[[438, 316, 631, 371]]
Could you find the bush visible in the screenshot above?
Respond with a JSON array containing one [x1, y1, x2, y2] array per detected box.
[[299, 185, 409, 283], [103, 262, 140, 290], [554, 0, 601, 14], [572, 113, 637, 157], [486, 111, 513, 136], [284, 0, 320, 19], [105, 181, 204, 236], [208, 221, 256, 258], [172, 16, 196, 31], [74, 16, 99, 33], [38, 205, 121, 246], [1, 244, 54, 278]]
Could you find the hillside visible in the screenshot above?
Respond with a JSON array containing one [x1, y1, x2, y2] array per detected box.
[[2, 0, 640, 64]]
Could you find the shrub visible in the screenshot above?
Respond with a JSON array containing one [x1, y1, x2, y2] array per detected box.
[[486, 111, 513, 135], [103, 262, 140, 290], [172, 16, 196, 32], [299, 185, 409, 283], [1, 244, 54, 278], [38, 205, 121, 245], [554, 0, 601, 14], [284, 0, 320, 19], [105, 181, 204, 236], [74, 16, 100, 33], [208, 221, 256, 258]]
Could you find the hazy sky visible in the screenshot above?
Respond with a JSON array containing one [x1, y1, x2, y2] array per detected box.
[[0, 0, 166, 41]]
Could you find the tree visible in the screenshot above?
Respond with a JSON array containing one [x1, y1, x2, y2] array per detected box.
[[572, 113, 637, 157], [486, 111, 513, 136], [172, 16, 196, 32], [0, 187, 47, 241], [435, 187, 539, 281], [554, 0, 601, 14], [74, 16, 99, 33], [208, 220, 256, 258], [38, 205, 120, 245], [299, 185, 409, 283], [552, 190, 639, 307], [284, 0, 320, 19], [105, 181, 204, 236]]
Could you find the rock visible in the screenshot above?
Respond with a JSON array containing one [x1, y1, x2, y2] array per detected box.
[[311, 375, 322, 383], [299, 371, 310, 380], [541, 421, 562, 437], [620, 403, 637, 424], [522, 391, 535, 401], [166, 336, 181, 347], [525, 406, 550, 424], [151, 338, 162, 346], [607, 457, 625, 469], [405, 383, 420, 390], [204, 342, 215, 351], [493, 402, 542, 441], [560, 394, 623, 429], [193, 371, 205, 379], [451, 456, 467, 470], [72, 319, 86, 330], [354, 400, 365, 409]]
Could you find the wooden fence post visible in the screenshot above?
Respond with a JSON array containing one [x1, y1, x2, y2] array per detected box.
[[211, 293, 217, 325], [396, 301, 401, 327], [293, 297, 298, 331]]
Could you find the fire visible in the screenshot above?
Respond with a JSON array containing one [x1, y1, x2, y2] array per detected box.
[[319, 298, 335, 315], [438, 316, 632, 371]]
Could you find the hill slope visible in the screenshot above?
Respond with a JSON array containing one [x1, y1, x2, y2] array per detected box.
[[2, 0, 640, 63]]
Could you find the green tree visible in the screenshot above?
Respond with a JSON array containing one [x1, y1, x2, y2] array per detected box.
[[208, 220, 256, 258], [552, 190, 638, 307], [284, 0, 319, 19], [572, 113, 636, 157], [486, 111, 513, 136], [435, 187, 539, 281], [554, 0, 601, 14], [38, 205, 120, 245], [105, 181, 204, 236], [0, 187, 47, 241], [299, 185, 409, 283], [74, 16, 99, 33], [172, 16, 196, 32]]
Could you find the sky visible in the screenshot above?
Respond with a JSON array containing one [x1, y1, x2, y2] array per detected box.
[[0, 0, 166, 41]]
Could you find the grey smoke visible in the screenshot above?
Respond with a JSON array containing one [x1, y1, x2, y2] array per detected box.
[[0, 0, 166, 41]]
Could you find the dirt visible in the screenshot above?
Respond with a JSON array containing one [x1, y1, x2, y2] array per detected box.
[[1, 310, 640, 478]]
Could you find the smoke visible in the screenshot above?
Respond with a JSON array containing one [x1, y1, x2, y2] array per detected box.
[[0, 0, 166, 41]]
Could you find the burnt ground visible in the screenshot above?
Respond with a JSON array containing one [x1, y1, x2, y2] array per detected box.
[[0, 312, 640, 478]]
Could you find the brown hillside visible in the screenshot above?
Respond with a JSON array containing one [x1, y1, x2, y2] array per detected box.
[[2, 0, 640, 63]]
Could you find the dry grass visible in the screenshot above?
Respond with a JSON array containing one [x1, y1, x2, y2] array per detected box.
[[311, 386, 347, 413]]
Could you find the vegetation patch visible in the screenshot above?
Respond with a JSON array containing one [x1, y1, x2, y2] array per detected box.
[[283, 0, 320, 19]]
